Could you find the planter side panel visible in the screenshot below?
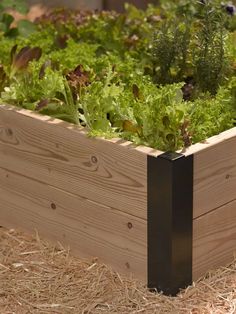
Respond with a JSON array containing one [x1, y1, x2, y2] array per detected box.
[[0, 167, 147, 279], [193, 199, 236, 279], [0, 105, 148, 280], [193, 129, 236, 218], [0, 105, 147, 219]]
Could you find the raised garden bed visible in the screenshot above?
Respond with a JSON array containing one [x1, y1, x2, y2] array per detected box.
[[1, 104, 236, 295], [0, 1, 236, 295]]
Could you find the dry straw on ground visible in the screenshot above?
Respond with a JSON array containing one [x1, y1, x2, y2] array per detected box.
[[0, 227, 236, 313]]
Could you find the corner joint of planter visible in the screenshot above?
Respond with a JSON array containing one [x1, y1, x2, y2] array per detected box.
[[147, 151, 194, 296]]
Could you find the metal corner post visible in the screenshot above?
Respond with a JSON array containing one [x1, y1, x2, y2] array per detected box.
[[147, 152, 193, 296]]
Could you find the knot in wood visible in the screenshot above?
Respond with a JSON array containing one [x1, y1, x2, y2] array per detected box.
[[51, 203, 57, 210], [91, 156, 98, 164], [6, 128, 13, 136], [127, 222, 133, 229]]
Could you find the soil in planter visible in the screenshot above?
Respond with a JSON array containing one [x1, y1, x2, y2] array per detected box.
[[0, 0, 235, 151]]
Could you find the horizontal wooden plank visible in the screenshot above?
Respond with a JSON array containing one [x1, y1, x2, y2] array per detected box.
[[0, 104, 153, 219], [192, 135, 236, 218], [182, 127, 236, 157], [193, 199, 236, 280], [0, 166, 147, 281]]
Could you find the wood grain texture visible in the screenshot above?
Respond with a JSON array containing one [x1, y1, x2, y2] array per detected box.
[[0, 166, 147, 280], [193, 199, 236, 280], [0, 104, 151, 219], [2, 104, 236, 284], [182, 127, 236, 157], [192, 135, 236, 218]]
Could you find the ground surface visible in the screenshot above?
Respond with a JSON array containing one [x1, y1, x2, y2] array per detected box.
[[0, 227, 236, 314]]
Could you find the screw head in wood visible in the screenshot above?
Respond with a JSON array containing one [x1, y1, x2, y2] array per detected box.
[[51, 203, 57, 210], [127, 222, 133, 229], [91, 156, 98, 164]]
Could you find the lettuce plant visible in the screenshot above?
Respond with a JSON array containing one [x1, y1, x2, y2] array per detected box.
[[0, 0, 235, 151]]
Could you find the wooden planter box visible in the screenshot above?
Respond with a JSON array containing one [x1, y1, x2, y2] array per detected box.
[[1, 104, 236, 295]]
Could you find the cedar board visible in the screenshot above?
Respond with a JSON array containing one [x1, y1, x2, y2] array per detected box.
[[0, 104, 236, 282]]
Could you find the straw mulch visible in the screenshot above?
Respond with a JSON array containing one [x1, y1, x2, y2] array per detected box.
[[0, 227, 235, 314]]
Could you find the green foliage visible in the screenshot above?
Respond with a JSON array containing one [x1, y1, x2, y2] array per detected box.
[[153, 20, 192, 84], [189, 82, 236, 143], [17, 20, 36, 37], [78, 65, 124, 133], [153, 1, 235, 96], [129, 81, 188, 150], [18, 28, 58, 53], [1, 62, 62, 104], [0, 36, 15, 64], [0, 1, 235, 151], [194, 1, 227, 95], [49, 39, 99, 70], [36, 8, 93, 37], [0, 0, 35, 38], [0, 0, 28, 15], [0, 13, 14, 34], [1, 61, 80, 124]]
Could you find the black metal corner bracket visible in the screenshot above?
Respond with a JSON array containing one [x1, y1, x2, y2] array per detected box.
[[147, 152, 193, 296]]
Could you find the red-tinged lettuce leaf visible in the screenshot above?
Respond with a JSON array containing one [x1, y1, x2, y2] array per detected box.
[[125, 34, 139, 48], [36, 8, 93, 28], [66, 64, 90, 91], [10, 45, 18, 64], [132, 83, 140, 100], [180, 120, 192, 148], [12, 46, 42, 72], [122, 120, 141, 134], [55, 34, 69, 49], [14, 46, 31, 61], [39, 60, 51, 79], [35, 99, 50, 111], [0, 65, 7, 92], [39, 60, 59, 79]]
